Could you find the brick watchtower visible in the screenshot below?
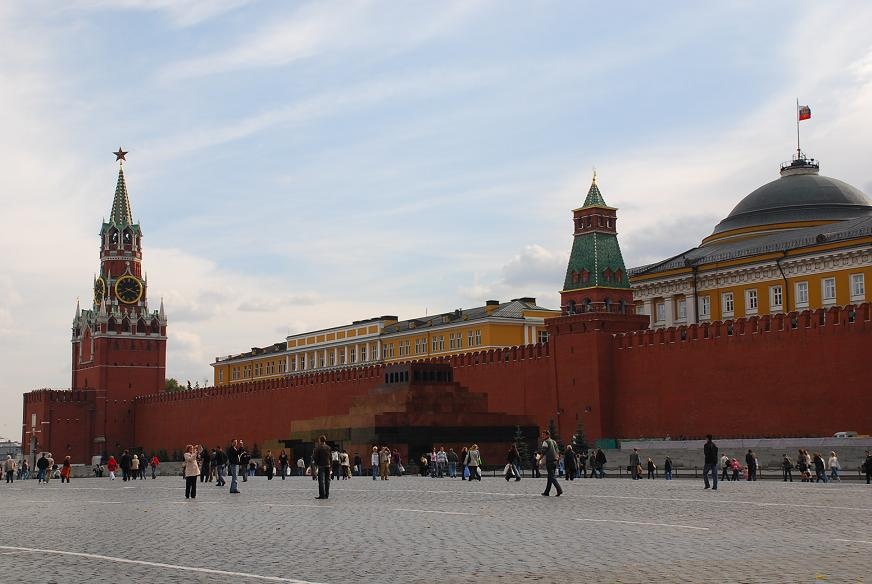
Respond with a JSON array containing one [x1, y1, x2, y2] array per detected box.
[[70, 149, 167, 455], [559, 173, 634, 315]]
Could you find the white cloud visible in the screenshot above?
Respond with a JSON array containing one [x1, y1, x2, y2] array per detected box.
[[66, 0, 253, 27]]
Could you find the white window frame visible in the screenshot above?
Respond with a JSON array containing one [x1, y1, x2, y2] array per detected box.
[[675, 297, 687, 321], [655, 302, 665, 323], [850, 273, 865, 301], [795, 281, 809, 308], [474, 330, 481, 346], [538, 330, 549, 343], [745, 288, 758, 314], [822, 277, 836, 304], [722, 292, 734, 317], [698, 296, 711, 319], [769, 286, 783, 312], [218, 370, 224, 383]]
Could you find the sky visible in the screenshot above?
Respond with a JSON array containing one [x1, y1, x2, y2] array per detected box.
[[1, 1, 871, 439]]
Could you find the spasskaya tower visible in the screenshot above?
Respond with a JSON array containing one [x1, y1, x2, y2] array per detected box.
[[70, 149, 167, 453]]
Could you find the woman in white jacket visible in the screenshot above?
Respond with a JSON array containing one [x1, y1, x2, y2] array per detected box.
[[827, 451, 841, 482], [183, 444, 201, 499]]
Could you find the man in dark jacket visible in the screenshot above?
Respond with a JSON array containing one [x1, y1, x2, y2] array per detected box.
[[703, 435, 718, 490], [36, 454, 49, 483], [239, 442, 250, 483], [119, 450, 132, 482], [313, 436, 333, 500], [864, 450, 872, 484], [214, 445, 227, 487], [539, 430, 563, 497], [745, 449, 758, 481], [227, 439, 241, 493]]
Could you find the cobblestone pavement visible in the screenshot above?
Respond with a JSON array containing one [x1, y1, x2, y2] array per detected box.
[[0, 474, 868, 583]]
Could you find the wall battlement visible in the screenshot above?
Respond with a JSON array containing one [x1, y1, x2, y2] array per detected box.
[[614, 303, 872, 350], [23, 389, 94, 404]]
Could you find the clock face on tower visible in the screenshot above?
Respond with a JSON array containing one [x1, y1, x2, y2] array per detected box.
[[94, 277, 106, 303], [114, 275, 143, 304]]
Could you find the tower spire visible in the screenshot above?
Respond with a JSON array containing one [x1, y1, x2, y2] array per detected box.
[[110, 148, 133, 226]]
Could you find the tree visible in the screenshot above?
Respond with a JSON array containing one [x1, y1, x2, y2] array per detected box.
[[548, 419, 563, 448], [186, 380, 192, 391], [251, 443, 261, 458], [165, 378, 183, 392], [513, 425, 532, 469], [572, 419, 590, 454]]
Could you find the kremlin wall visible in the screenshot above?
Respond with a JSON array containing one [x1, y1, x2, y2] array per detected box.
[[22, 150, 872, 465]]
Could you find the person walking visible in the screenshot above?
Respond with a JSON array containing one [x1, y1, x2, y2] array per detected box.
[[106, 455, 117, 480], [149, 454, 160, 479], [782, 454, 793, 482], [595, 449, 607, 479], [539, 430, 562, 497], [130, 454, 140, 480], [278, 450, 289, 480], [313, 435, 332, 500], [60, 456, 72, 484], [183, 444, 200, 499], [664, 456, 673, 480], [215, 445, 228, 487], [297, 457, 305, 477], [370, 447, 379, 481], [563, 445, 577, 481], [119, 450, 131, 482], [340, 450, 351, 479], [460, 446, 469, 480], [703, 435, 718, 490], [448, 448, 459, 478], [353, 453, 362, 477], [827, 451, 840, 482], [379, 446, 391, 481], [813, 453, 827, 483], [646, 458, 656, 479], [745, 449, 757, 481], [4, 455, 16, 484], [239, 442, 250, 483], [863, 451, 872, 484], [263, 450, 274, 480], [227, 439, 241, 494], [507, 445, 522, 481], [720, 453, 730, 482], [465, 444, 482, 482], [629, 448, 641, 480]]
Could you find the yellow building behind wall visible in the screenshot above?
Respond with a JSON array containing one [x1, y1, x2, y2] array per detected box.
[[631, 155, 872, 326], [211, 298, 560, 386]]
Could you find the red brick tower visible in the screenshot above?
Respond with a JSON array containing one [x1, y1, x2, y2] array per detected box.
[[71, 149, 167, 455]]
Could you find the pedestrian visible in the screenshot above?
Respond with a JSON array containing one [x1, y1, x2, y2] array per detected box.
[[214, 445, 227, 486], [730, 458, 741, 482], [812, 453, 827, 483], [465, 443, 482, 482], [130, 454, 140, 480], [370, 446, 379, 481], [279, 449, 289, 480], [227, 439, 241, 493], [239, 442, 250, 482], [429, 446, 439, 478], [379, 446, 391, 481], [827, 451, 840, 482], [436, 447, 447, 478], [595, 449, 607, 479], [119, 450, 131, 481], [331, 448, 341, 480], [629, 448, 641, 480], [507, 444, 521, 481], [353, 453, 362, 477], [563, 445, 577, 481], [340, 450, 351, 479], [21, 460, 29, 480], [664, 456, 673, 480], [447, 448, 458, 478], [703, 434, 718, 490], [782, 454, 793, 482], [60, 456, 72, 484], [460, 446, 469, 480], [863, 450, 872, 484], [263, 450, 274, 480], [297, 457, 305, 477], [313, 435, 332, 500], [106, 455, 117, 480], [139, 453, 147, 479], [183, 444, 200, 500], [4, 455, 16, 483], [720, 454, 730, 481], [539, 430, 562, 497], [149, 454, 160, 479], [646, 457, 656, 479], [745, 449, 757, 481]]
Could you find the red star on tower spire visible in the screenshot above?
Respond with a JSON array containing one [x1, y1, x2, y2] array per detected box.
[[113, 147, 128, 162]]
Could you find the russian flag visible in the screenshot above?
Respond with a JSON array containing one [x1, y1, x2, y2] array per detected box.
[[798, 105, 812, 121]]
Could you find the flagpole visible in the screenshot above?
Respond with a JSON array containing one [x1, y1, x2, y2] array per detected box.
[[796, 98, 801, 159]]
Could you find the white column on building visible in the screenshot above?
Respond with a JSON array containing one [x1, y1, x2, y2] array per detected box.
[[685, 292, 697, 323], [663, 295, 675, 327], [642, 299, 653, 318], [375, 339, 381, 361]]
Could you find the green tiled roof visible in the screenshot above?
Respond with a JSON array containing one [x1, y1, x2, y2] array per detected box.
[[562, 231, 630, 290], [582, 181, 607, 208], [110, 167, 133, 226]]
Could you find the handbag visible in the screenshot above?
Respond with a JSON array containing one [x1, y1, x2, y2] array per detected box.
[[398, 464, 405, 473]]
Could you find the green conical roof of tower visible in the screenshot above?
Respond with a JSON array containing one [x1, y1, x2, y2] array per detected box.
[[582, 180, 608, 208], [110, 167, 133, 226]]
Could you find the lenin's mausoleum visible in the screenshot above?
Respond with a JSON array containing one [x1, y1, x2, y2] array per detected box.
[[22, 148, 872, 464]]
